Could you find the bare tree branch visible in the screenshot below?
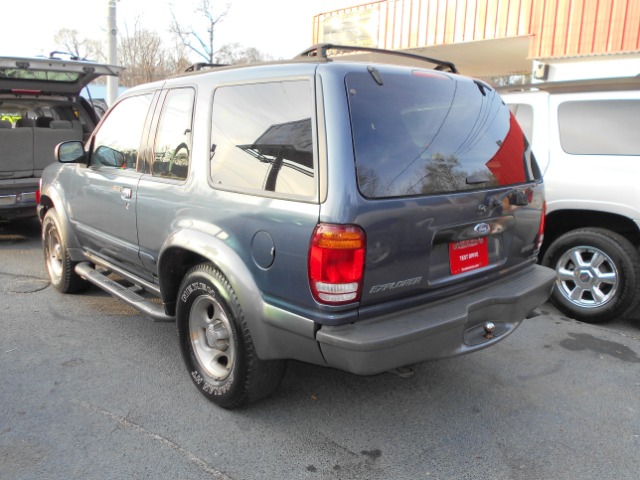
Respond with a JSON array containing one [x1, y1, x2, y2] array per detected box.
[[118, 17, 190, 86], [169, 0, 230, 63], [214, 42, 273, 64], [54, 29, 104, 61]]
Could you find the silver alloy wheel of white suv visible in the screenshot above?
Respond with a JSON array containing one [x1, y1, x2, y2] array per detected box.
[[542, 227, 640, 323], [554, 245, 618, 308]]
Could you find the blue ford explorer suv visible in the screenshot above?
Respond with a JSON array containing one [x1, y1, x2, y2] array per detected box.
[[38, 45, 555, 408]]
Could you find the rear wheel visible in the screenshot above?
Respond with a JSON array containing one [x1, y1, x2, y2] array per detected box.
[[542, 228, 640, 323], [176, 263, 286, 408], [42, 209, 89, 293]]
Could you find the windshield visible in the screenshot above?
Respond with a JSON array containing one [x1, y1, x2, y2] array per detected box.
[[347, 70, 538, 199]]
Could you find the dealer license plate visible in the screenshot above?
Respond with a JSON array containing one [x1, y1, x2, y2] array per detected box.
[[449, 237, 489, 275]]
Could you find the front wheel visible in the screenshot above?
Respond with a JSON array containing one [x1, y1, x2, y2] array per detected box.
[[42, 209, 90, 293], [176, 263, 286, 408], [542, 228, 640, 323]]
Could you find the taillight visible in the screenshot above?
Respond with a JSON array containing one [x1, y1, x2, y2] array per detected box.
[[308, 224, 366, 305], [36, 179, 41, 204], [535, 201, 546, 251]]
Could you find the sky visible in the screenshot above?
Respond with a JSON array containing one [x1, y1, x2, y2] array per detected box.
[[2, 0, 368, 61]]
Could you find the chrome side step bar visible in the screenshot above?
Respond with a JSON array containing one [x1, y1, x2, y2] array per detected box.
[[75, 262, 174, 322], [83, 251, 161, 297]]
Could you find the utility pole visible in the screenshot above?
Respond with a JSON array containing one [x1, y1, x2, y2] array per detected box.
[[106, 0, 119, 105]]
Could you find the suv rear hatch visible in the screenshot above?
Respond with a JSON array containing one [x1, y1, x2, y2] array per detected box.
[[0, 56, 122, 95], [344, 66, 544, 309]]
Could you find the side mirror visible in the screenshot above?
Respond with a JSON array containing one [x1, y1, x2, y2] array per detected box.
[[56, 141, 86, 164]]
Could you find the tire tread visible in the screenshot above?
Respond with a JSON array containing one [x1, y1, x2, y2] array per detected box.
[[177, 263, 286, 408]]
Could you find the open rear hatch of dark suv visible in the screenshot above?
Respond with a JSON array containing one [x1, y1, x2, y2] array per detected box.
[[0, 56, 122, 220], [0, 56, 122, 96]]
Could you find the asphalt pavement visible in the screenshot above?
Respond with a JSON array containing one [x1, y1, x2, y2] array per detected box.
[[1, 218, 639, 479]]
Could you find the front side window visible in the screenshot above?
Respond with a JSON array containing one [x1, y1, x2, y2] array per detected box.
[[91, 93, 153, 169], [152, 88, 195, 180], [348, 70, 537, 198], [558, 99, 640, 155], [210, 80, 315, 197]]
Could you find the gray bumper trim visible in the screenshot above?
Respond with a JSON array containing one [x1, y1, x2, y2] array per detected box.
[[316, 264, 556, 375]]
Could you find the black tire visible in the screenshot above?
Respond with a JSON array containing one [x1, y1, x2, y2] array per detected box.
[[176, 263, 286, 408], [42, 209, 90, 293], [542, 228, 640, 323]]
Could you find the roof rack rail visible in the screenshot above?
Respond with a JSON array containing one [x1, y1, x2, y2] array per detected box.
[[295, 43, 458, 74], [48, 51, 89, 62], [185, 62, 228, 72]]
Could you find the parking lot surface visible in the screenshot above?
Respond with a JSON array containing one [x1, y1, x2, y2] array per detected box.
[[1, 219, 639, 479]]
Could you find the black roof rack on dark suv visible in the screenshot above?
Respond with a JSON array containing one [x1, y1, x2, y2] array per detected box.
[[48, 51, 90, 61], [295, 43, 458, 73]]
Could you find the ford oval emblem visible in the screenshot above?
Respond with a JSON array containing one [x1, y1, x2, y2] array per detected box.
[[474, 223, 491, 235]]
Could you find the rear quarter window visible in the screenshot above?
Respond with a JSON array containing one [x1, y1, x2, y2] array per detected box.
[[209, 80, 315, 198], [152, 88, 194, 180], [347, 70, 538, 198], [558, 99, 640, 155]]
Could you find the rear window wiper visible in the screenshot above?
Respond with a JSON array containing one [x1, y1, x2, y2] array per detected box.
[[466, 173, 491, 184], [367, 66, 384, 86]]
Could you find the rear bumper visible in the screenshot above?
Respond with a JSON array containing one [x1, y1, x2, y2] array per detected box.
[[316, 264, 556, 375], [0, 180, 38, 220], [0, 193, 37, 220]]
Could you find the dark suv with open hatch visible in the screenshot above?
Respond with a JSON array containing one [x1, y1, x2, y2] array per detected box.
[[0, 55, 121, 220]]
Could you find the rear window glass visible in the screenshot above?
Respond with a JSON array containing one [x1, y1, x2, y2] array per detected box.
[[0, 67, 80, 83], [347, 70, 537, 198], [558, 100, 640, 155]]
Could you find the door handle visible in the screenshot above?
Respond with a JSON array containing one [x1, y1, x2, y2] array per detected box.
[[121, 187, 133, 200]]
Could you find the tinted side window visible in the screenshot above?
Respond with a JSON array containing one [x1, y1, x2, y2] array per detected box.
[[210, 80, 315, 197], [91, 94, 153, 169], [152, 88, 194, 180], [509, 103, 534, 142], [558, 100, 640, 155], [347, 71, 536, 198]]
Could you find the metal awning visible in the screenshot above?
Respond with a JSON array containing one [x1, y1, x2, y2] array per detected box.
[[403, 36, 533, 78], [342, 36, 533, 78]]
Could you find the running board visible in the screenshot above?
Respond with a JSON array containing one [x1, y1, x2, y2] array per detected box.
[[75, 262, 174, 322]]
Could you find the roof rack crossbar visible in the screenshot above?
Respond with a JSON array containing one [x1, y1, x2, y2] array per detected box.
[[48, 51, 90, 62], [295, 43, 458, 74]]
